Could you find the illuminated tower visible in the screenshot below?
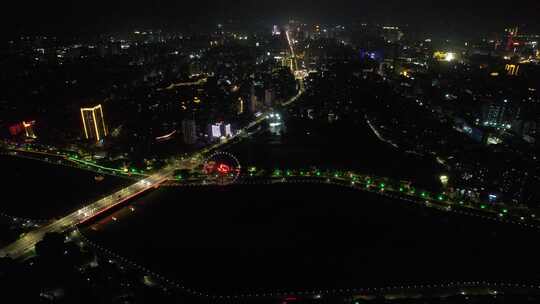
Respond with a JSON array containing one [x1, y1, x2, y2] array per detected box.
[[80, 104, 108, 142]]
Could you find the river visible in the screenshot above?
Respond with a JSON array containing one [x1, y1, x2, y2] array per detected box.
[[0, 155, 131, 220], [80, 183, 540, 295]]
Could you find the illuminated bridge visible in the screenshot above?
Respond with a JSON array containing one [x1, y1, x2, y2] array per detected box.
[[0, 169, 174, 259]]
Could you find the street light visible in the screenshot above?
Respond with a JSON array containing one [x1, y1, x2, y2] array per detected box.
[[440, 175, 449, 186]]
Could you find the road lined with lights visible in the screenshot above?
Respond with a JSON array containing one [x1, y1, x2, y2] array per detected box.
[[0, 168, 174, 259], [0, 145, 148, 178], [157, 77, 208, 91]]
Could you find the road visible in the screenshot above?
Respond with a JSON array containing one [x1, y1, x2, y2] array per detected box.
[[157, 77, 208, 91], [0, 145, 147, 178], [0, 168, 174, 259]]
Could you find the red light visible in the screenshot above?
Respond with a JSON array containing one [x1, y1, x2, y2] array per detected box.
[[217, 163, 231, 174], [9, 123, 23, 136], [285, 297, 297, 301]]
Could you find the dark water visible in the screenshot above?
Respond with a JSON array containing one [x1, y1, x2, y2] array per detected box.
[[226, 117, 445, 190], [81, 183, 540, 295], [0, 155, 131, 219]]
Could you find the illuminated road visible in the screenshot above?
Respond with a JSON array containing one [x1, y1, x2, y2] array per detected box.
[[365, 115, 399, 149], [1, 145, 147, 178], [284, 29, 305, 103], [0, 169, 174, 259], [285, 30, 298, 72], [157, 77, 208, 91]]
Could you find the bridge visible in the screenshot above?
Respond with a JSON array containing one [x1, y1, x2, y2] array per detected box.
[[0, 28, 307, 259], [0, 169, 173, 259]]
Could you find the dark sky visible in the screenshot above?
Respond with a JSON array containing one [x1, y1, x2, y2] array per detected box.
[[2, 0, 540, 36]]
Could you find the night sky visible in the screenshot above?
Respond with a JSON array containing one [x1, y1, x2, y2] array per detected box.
[[2, 0, 540, 36]]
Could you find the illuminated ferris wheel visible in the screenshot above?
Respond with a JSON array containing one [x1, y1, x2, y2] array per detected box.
[[202, 152, 242, 185]]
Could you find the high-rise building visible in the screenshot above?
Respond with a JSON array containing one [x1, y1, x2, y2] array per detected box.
[[209, 122, 233, 139], [484, 103, 505, 127], [22, 121, 37, 139], [264, 88, 275, 107], [505, 64, 520, 76], [211, 124, 222, 138], [81, 104, 108, 143], [381, 26, 404, 43], [182, 119, 197, 145], [224, 124, 232, 137], [272, 25, 281, 36], [505, 26, 519, 52], [237, 97, 245, 115], [250, 85, 260, 113], [210, 122, 233, 138], [482, 102, 519, 129]]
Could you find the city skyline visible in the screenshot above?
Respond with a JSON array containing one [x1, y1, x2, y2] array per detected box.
[[2, 5, 540, 303]]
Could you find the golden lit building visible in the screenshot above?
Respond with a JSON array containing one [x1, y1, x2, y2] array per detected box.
[[433, 51, 456, 62], [505, 64, 520, 76], [80, 104, 108, 142], [237, 97, 244, 115], [22, 120, 37, 139]]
